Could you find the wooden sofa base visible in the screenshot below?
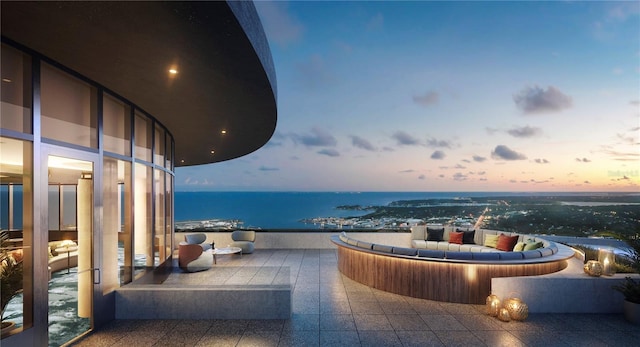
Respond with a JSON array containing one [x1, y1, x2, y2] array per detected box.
[[336, 246, 568, 304]]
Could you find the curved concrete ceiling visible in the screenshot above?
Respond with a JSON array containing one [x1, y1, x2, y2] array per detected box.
[[1, 1, 277, 167]]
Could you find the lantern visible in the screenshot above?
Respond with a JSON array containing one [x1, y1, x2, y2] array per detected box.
[[497, 308, 511, 322], [598, 249, 616, 276], [583, 260, 603, 277], [504, 297, 529, 321], [485, 294, 501, 317]]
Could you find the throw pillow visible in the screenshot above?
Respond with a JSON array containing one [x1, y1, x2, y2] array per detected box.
[[513, 242, 525, 251], [449, 231, 464, 245], [426, 227, 444, 241], [461, 229, 476, 244], [496, 234, 519, 252], [523, 241, 544, 251], [484, 234, 500, 248]]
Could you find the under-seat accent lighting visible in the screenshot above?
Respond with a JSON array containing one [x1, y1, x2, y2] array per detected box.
[[169, 69, 178, 75]]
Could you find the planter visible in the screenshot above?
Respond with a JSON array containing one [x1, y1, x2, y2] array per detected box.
[[623, 300, 640, 325], [1, 321, 16, 337]]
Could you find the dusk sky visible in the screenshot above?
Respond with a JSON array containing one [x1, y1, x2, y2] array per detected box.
[[176, 1, 639, 192]]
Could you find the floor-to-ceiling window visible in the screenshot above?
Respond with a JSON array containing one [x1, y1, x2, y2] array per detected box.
[[1, 41, 175, 344]]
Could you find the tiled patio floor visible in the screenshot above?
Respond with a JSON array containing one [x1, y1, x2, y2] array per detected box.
[[71, 249, 639, 347]]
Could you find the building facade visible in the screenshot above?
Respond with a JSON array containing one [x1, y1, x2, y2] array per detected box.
[[0, 2, 276, 345]]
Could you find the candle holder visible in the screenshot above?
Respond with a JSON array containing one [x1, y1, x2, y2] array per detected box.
[[504, 297, 529, 321], [598, 249, 616, 276], [486, 294, 501, 317], [498, 308, 511, 322], [583, 260, 603, 277]]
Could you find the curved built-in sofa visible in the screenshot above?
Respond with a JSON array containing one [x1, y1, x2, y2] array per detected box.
[[331, 225, 576, 304]]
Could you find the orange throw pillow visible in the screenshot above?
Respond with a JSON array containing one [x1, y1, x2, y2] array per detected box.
[[496, 234, 519, 252], [449, 231, 464, 245]]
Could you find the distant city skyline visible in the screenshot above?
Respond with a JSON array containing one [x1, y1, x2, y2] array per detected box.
[[176, 1, 639, 192]]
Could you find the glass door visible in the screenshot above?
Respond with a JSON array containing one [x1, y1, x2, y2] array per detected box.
[[44, 153, 95, 346]]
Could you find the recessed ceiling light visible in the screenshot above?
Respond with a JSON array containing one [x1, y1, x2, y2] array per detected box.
[[2, 78, 12, 83], [169, 69, 178, 75], [221, 130, 227, 134], [180, 159, 185, 163], [210, 150, 215, 154]]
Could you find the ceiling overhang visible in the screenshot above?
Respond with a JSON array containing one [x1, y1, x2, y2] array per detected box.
[[2, 1, 277, 167]]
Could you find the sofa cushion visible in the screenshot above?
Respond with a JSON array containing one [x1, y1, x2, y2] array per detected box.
[[473, 252, 500, 261], [346, 238, 358, 246], [426, 227, 444, 241], [500, 252, 524, 260], [513, 242, 525, 251], [446, 251, 473, 260], [484, 234, 500, 248], [449, 232, 464, 245], [417, 249, 445, 259], [357, 240, 374, 250], [393, 247, 417, 256], [496, 234, 519, 252], [372, 244, 393, 253], [522, 250, 542, 259]]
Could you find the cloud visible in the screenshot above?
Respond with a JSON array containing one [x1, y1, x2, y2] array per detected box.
[[462, 159, 471, 163], [453, 172, 468, 181], [366, 13, 384, 31], [454, 164, 466, 169], [426, 138, 452, 148], [438, 174, 445, 178], [485, 127, 499, 135], [599, 146, 640, 161], [350, 135, 377, 151], [431, 150, 446, 159], [534, 158, 550, 164], [631, 100, 640, 106], [295, 54, 335, 89], [382, 146, 395, 152], [491, 145, 527, 160], [513, 85, 572, 114], [293, 127, 337, 147], [584, 181, 591, 184], [254, 2, 303, 47], [399, 169, 415, 173], [575, 157, 591, 163], [473, 155, 487, 162], [318, 149, 340, 157], [418, 174, 426, 180], [413, 91, 439, 107], [477, 171, 486, 175], [259, 166, 279, 171], [392, 131, 421, 146], [507, 125, 543, 138]]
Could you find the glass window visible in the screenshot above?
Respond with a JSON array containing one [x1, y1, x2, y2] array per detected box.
[[134, 113, 152, 162], [154, 169, 165, 265], [154, 125, 165, 166], [103, 157, 131, 292], [48, 185, 60, 230], [165, 135, 173, 169], [165, 174, 173, 258], [0, 136, 34, 335], [103, 94, 131, 156], [0, 44, 32, 134], [41, 63, 97, 148], [133, 163, 152, 279]]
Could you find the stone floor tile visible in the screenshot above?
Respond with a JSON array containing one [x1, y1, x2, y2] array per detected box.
[[349, 300, 384, 314], [319, 314, 357, 331], [246, 319, 285, 332], [278, 330, 320, 347], [353, 314, 394, 331], [421, 314, 467, 331], [319, 330, 361, 346], [454, 313, 504, 331], [386, 314, 430, 331], [396, 330, 445, 347], [358, 330, 403, 347], [320, 299, 352, 315], [433, 330, 486, 347], [472, 330, 526, 347], [509, 330, 573, 347], [236, 330, 280, 347], [282, 313, 319, 331]]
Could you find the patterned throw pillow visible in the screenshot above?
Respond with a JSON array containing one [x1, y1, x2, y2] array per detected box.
[[496, 234, 519, 252], [426, 227, 444, 241], [449, 231, 464, 245]]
